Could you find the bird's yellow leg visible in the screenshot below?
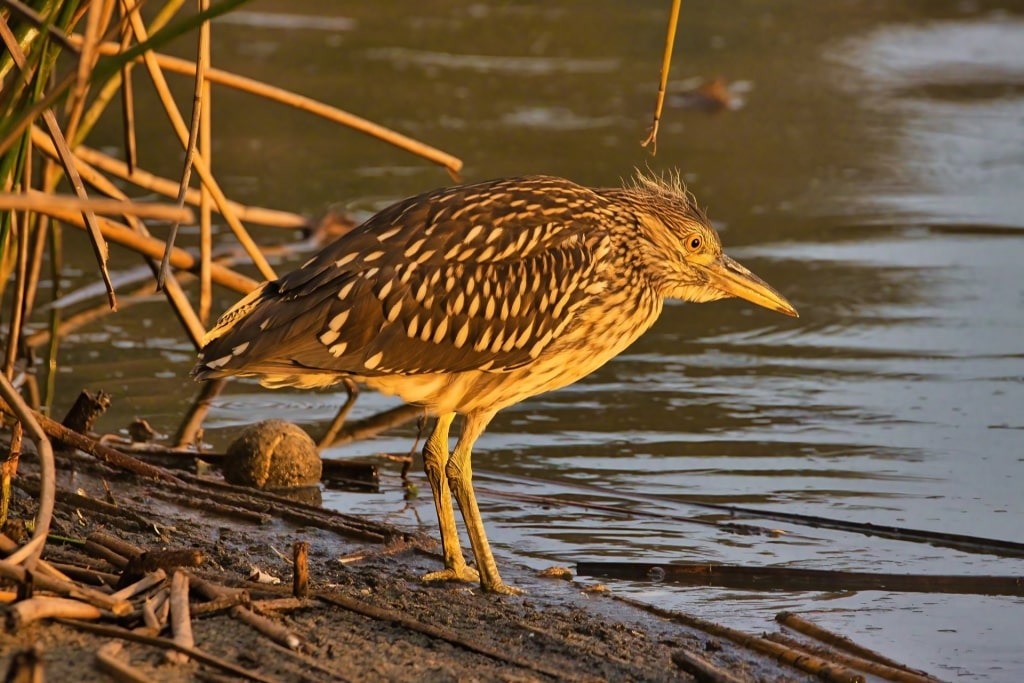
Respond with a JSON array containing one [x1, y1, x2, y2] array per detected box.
[[421, 412, 480, 584], [447, 411, 524, 595]]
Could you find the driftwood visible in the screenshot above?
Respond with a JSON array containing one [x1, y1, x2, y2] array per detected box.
[[166, 571, 194, 663], [110, 570, 167, 602], [94, 641, 156, 683], [317, 590, 591, 683], [478, 470, 1024, 559], [577, 561, 1024, 596], [671, 649, 746, 683], [775, 611, 938, 678], [190, 574, 303, 651], [7, 595, 102, 629], [765, 632, 943, 683], [611, 594, 866, 683], [142, 587, 170, 633], [60, 619, 279, 683], [0, 557, 131, 614]]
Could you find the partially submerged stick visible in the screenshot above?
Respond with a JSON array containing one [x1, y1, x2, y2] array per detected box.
[[576, 562, 1024, 596], [765, 632, 943, 683], [611, 594, 865, 683], [776, 612, 933, 675]]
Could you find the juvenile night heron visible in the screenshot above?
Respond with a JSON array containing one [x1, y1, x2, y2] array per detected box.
[[193, 173, 798, 594]]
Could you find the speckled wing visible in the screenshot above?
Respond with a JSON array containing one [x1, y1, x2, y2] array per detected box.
[[195, 176, 618, 385]]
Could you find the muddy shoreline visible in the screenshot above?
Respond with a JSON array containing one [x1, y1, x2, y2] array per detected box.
[[0, 452, 882, 682]]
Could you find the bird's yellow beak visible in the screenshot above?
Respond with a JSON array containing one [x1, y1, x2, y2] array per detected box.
[[702, 254, 799, 318]]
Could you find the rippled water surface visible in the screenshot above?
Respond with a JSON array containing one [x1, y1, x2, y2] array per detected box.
[[58, 2, 1024, 679]]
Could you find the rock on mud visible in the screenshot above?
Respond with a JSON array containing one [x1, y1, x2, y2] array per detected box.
[[223, 419, 322, 489]]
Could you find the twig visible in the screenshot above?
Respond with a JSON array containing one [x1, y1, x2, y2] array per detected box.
[[0, 373, 55, 568], [87, 531, 144, 559], [30, 409, 183, 482], [123, 8, 277, 282], [292, 542, 309, 599], [68, 141, 306, 228], [0, 24, 116, 307], [58, 618, 280, 683], [328, 403, 422, 447], [110, 570, 167, 602], [95, 641, 156, 683], [197, 0, 213, 323], [0, 644, 44, 682], [576, 562, 1024, 596], [85, 41, 464, 178], [7, 596, 102, 629], [776, 612, 935, 675], [146, 489, 272, 524], [167, 571, 194, 663], [610, 594, 865, 683], [82, 540, 130, 569], [25, 125, 206, 348], [317, 591, 587, 682], [173, 473, 396, 543], [37, 206, 259, 295], [318, 379, 358, 449], [142, 587, 169, 632], [189, 591, 249, 617], [0, 533, 70, 581], [250, 597, 309, 614], [640, 0, 681, 154], [0, 560, 130, 614], [156, 0, 210, 291], [118, 4, 139, 175], [0, 191, 195, 222], [46, 561, 120, 587], [482, 470, 1024, 559], [190, 573, 303, 650], [671, 649, 745, 683], [228, 603, 303, 651], [765, 632, 942, 683], [123, 549, 205, 578]]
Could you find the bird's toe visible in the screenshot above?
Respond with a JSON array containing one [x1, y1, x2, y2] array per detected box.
[[484, 581, 526, 596], [422, 565, 481, 585]]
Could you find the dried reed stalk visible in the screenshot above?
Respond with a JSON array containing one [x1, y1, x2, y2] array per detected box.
[[85, 42, 465, 178], [0, 192, 195, 222]]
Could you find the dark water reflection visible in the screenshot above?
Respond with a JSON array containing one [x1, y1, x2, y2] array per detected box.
[[52, 1, 1024, 679]]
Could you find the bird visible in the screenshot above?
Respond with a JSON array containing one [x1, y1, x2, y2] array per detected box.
[[193, 172, 798, 595]]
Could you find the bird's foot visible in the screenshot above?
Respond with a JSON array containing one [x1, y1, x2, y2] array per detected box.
[[422, 564, 480, 585], [482, 581, 526, 596]]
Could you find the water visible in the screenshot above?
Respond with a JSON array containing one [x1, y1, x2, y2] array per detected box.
[[50, 2, 1024, 679]]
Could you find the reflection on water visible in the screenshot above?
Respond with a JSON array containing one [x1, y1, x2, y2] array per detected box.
[[52, 2, 1024, 680]]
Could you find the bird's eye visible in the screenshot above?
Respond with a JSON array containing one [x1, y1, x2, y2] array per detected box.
[[685, 235, 702, 253]]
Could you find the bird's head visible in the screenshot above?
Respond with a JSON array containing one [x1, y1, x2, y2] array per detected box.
[[620, 171, 798, 318]]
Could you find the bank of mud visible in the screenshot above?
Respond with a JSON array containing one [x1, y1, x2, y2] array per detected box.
[[0, 454, 853, 682]]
